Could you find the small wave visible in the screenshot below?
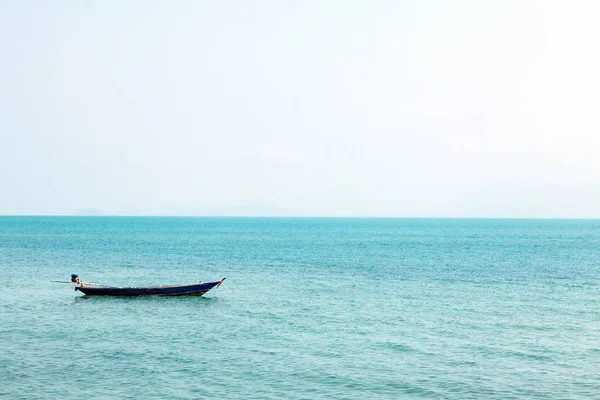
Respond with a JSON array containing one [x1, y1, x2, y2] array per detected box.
[[508, 350, 554, 362], [378, 341, 416, 353]]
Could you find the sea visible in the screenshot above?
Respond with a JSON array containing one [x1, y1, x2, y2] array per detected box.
[[1, 217, 599, 399]]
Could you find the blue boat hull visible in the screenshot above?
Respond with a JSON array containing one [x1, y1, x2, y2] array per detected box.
[[75, 280, 223, 296]]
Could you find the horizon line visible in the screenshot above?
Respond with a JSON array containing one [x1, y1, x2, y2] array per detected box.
[[1, 214, 599, 220]]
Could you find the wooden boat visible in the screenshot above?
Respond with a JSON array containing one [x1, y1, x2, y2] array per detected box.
[[70, 275, 225, 297]]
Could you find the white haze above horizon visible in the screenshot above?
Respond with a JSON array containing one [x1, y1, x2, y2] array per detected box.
[[1, 0, 600, 217]]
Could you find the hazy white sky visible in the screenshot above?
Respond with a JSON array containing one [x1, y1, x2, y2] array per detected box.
[[1, 0, 599, 217]]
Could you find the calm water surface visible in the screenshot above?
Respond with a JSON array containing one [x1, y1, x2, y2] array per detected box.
[[1, 217, 599, 399]]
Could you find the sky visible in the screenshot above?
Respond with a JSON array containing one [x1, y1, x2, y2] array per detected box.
[[1, 0, 599, 217]]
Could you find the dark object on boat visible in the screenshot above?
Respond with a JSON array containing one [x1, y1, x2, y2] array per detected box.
[[71, 274, 80, 283], [74, 278, 225, 297]]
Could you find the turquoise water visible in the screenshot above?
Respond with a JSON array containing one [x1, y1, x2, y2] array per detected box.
[[1, 217, 600, 399]]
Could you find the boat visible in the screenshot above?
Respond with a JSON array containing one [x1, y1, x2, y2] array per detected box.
[[64, 274, 225, 297]]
